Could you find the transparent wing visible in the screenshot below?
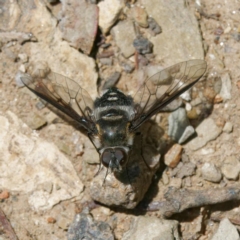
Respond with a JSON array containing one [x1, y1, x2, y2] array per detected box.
[[21, 71, 97, 133], [130, 60, 207, 131]]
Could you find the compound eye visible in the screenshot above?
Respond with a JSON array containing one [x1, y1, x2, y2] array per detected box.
[[101, 150, 112, 167], [115, 149, 127, 166]]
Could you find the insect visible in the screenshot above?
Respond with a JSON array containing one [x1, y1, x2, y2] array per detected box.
[[21, 60, 207, 173]]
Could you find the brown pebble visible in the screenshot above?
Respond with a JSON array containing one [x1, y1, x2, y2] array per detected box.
[[187, 108, 198, 119], [204, 87, 217, 102], [164, 144, 183, 168], [236, 80, 240, 89], [0, 190, 10, 199], [214, 94, 223, 104], [47, 217, 56, 224]]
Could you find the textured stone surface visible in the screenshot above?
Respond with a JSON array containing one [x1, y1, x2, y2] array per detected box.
[[139, 0, 204, 65], [0, 111, 83, 211]]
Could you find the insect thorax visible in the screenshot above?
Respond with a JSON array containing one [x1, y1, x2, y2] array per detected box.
[[93, 88, 135, 147]]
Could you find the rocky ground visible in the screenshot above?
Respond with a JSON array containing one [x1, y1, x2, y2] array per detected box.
[[0, 0, 240, 239]]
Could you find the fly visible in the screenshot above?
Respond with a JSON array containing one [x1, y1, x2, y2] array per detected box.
[[21, 60, 207, 173]]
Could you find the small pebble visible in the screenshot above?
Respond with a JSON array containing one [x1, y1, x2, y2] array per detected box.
[[131, 5, 148, 28], [175, 162, 196, 178], [18, 53, 28, 63], [147, 17, 162, 35], [164, 144, 182, 168], [223, 122, 233, 133], [133, 36, 153, 54], [0, 190, 10, 199], [102, 72, 121, 90], [201, 162, 222, 183], [219, 73, 232, 101], [214, 94, 223, 104], [99, 57, 113, 66], [47, 217, 56, 224], [57, 216, 71, 230], [169, 177, 182, 188], [221, 156, 240, 180], [187, 108, 198, 119]]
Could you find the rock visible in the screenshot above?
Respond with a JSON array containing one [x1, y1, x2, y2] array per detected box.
[[0, 190, 10, 200], [111, 20, 136, 58], [0, 111, 83, 211], [147, 17, 162, 35], [22, 112, 47, 130], [68, 212, 114, 240], [186, 118, 222, 151], [219, 73, 232, 101], [99, 57, 113, 66], [130, 5, 148, 28], [221, 156, 240, 180], [98, 0, 123, 34], [57, 216, 71, 230], [133, 36, 153, 54], [211, 218, 239, 240], [122, 216, 180, 240], [89, 123, 161, 209], [59, 0, 98, 55], [223, 122, 233, 133], [164, 144, 182, 168], [168, 108, 195, 144], [201, 163, 222, 183], [175, 162, 196, 178], [139, 0, 204, 65], [18, 53, 28, 63], [102, 72, 121, 90], [15, 71, 28, 87]]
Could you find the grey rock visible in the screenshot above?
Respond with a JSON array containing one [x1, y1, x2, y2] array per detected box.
[[139, 0, 204, 65], [168, 108, 195, 143], [111, 20, 136, 58], [102, 72, 121, 90], [98, 0, 123, 34], [211, 218, 239, 240], [99, 57, 113, 66], [223, 121, 233, 133], [15, 71, 28, 87], [175, 162, 196, 178], [148, 17, 162, 35], [68, 212, 114, 240], [178, 125, 195, 144], [221, 156, 240, 180], [201, 162, 222, 183], [59, 0, 98, 55], [186, 118, 222, 151], [219, 73, 232, 101], [133, 36, 153, 54], [122, 216, 180, 240]]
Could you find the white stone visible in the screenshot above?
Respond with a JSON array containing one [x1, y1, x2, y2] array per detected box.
[[220, 73, 232, 101], [211, 218, 239, 240], [98, 0, 123, 34], [123, 216, 180, 240], [201, 162, 222, 183], [0, 111, 83, 211], [186, 118, 222, 151]]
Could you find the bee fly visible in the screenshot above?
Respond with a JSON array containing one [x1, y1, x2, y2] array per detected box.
[[21, 60, 207, 174]]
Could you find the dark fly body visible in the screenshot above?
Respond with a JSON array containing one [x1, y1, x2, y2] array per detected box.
[[21, 60, 207, 174]]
